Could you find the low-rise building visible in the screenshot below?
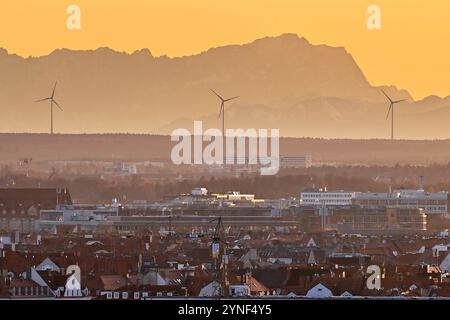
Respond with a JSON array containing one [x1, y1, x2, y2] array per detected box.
[[300, 190, 355, 207], [329, 207, 427, 235], [0, 188, 72, 233], [353, 189, 448, 215]]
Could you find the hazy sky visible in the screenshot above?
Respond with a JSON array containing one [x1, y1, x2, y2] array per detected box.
[[0, 0, 448, 100]]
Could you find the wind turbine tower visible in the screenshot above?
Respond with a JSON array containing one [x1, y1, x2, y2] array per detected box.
[[210, 89, 239, 136], [382, 90, 407, 140], [35, 82, 63, 134]]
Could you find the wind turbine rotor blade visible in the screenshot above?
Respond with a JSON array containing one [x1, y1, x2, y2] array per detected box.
[[393, 98, 408, 104], [386, 104, 393, 120], [381, 90, 393, 103], [210, 89, 225, 101], [35, 97, 51, 103], [52, 82, 57, 98], [224, 96, 239, 102], [53, 99, 63, 111]]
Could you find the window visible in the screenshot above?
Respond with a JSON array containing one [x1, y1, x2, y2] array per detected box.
[[106, 292, 112, 299], [134, 292, 140, 299], [122, 292, 128, 299], [114, 292, 120, 299]]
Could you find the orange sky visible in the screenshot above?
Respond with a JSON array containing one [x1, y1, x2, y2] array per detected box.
[[0, 0, 448, 100]]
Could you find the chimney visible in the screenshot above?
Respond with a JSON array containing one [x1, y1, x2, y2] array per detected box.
[[26, 266, 33, 280], [0, 249, 4, 270], [14, 230, 20, 244]]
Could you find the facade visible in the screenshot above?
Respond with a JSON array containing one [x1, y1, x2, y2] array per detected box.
[[0, 188, 72, 233], [192, 155, 312, 176], [38, 203, 120, 233], [329, 207, 427, 234], [108, 215, 296, 235], [353, 189, 448, 215], [280, 155, 312, 169], [191, 188, 208, 196], [104, 162, 137, 176], [300, 190, 355, 207], [287, 207, 322, 232]]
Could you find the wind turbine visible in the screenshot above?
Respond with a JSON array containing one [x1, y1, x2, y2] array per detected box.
[[35, 82, 63, 134], [382, 90, 407, 140], [210, 89, 239, 136]]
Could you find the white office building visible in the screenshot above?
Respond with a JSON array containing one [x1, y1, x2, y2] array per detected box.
[[300, 190, 355, 207], [38, 203, 119, 233], [353, 189, 448, 214]]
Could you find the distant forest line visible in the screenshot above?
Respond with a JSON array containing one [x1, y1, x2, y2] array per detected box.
[[2, 163, 450, 203], [2, 133, 450, 165]]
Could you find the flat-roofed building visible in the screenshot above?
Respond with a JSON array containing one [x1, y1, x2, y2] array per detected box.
[[38, 202, 120, 233], [328, 206, 427, 235], [300, 190, 355, 207], [353, 189, 448, 215]]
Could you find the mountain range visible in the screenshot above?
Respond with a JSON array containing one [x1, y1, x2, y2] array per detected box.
[[0, 33, 448, 139]]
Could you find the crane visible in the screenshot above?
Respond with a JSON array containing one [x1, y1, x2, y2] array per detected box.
[[210, 217, 229, 297]]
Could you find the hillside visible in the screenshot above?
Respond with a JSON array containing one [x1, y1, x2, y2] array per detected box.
[[1, 34, 449, 138]]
